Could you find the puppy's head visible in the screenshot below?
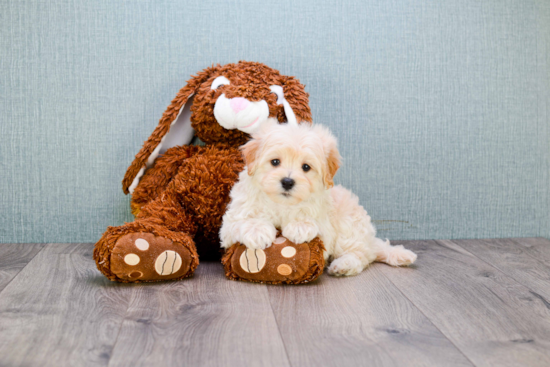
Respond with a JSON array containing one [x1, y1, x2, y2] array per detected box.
[[241, 120, 341, 205]]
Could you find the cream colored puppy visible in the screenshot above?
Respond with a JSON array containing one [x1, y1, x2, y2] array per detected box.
[[220, 120, 417, 276]]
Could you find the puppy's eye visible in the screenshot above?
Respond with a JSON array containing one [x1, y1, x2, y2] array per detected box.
[[271, 159, 280, 166], [302, 164, 311, 172]]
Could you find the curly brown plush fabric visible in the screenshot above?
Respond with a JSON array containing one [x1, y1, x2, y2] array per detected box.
[[93, 61, 323, 283], [121, 62, 312, 195], [222, 236, 325, 285]]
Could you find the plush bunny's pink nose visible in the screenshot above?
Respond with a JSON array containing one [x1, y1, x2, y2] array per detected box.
[[230, 97, 250, 113]]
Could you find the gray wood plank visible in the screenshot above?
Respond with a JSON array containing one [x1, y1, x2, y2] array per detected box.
[[510, 237, 550, 264], [108, 262, 290, 367], [451, 238, 550, 300], [378, 240, 550, 367], [0, 243, 44, 292], [0, 243, 133, 367], [268, 264, 474, 367]]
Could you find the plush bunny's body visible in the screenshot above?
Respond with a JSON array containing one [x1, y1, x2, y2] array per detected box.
[[94, 62, 325, 283]]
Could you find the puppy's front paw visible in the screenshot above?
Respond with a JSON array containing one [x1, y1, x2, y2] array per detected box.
[[328, 254, 364, 276], [241, 222, 277, 250], [282, 221, 319, 244]]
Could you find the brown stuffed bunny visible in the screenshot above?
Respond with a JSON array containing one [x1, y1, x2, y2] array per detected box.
[[93, 61, 325, 283]]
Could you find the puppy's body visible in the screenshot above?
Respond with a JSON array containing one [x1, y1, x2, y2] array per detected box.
[[220, 120, 416, 276]]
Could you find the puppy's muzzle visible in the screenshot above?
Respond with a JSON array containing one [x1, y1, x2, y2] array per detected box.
[[281, 177, 295, 191]]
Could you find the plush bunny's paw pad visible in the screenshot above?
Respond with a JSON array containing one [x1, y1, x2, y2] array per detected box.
[[110, 233, 193, 282], [223, 236, 325, 284]]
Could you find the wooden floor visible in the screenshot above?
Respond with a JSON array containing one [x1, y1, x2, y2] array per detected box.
[[1, 238, 550, 367]]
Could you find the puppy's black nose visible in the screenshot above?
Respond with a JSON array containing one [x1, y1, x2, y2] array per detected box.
[[281, 177, 295, 191]]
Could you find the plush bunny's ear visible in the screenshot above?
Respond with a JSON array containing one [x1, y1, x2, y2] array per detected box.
[[270, 85, 298, 126], [270, 77, 312, 125], [122, 69, 214, 194], [282, 76, 312, 123]]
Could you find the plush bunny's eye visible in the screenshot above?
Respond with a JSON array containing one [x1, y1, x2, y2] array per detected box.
[[271, 159, 280, 166], [211, 76, 230, 90], [302, 164, 311, 172]]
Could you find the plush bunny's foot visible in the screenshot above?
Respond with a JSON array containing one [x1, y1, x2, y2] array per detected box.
[[109, 233, 194, 282], [94, 225, 198, 283], [222, 235, 325, 284]]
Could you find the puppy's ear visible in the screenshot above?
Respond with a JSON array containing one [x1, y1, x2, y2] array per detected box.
[[316, 126, 341, 189], [324, 145, 341, 189], [240, 138, 262, 176], [122, 66, 218, 194]]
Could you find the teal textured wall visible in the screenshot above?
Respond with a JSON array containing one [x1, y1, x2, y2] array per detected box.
[[1, 0, 549, 243]]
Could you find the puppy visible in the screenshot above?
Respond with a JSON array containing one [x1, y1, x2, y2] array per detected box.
[[220, 120, 417, 276]]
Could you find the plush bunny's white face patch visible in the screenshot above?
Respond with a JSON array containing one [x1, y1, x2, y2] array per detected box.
[[212, 76, 269, 134], [214, 94, 270, 134], [212, 76, 298, 135]]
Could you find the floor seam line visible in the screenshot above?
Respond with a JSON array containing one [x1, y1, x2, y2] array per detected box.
[[106, 286, 136, 367], [375, 259, 478, 367], [266, 286, 294, 367], [0, 243, 48, 296]]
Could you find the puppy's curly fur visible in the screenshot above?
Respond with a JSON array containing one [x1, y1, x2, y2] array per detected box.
[[221, 120, 417, 276]]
